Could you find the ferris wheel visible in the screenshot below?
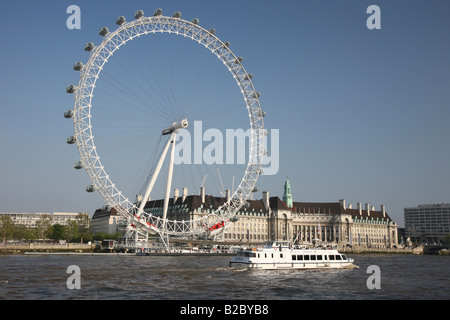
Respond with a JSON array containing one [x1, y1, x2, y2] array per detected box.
[[64, 9, 265, 247]]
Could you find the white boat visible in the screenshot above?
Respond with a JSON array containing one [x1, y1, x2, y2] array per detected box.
[[229, 241, 357, 270]]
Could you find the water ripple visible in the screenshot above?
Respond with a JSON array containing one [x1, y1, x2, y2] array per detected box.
[[0, 254, 449, 300]]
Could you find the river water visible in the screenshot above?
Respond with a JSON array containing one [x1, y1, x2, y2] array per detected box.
[[0, 253, 448, 300]]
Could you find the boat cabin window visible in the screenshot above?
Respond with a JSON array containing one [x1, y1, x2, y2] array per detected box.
[[238, 252, 256, 258], [310, 255, 316, 261], [303, 255, 310, 261], [335, 255, 342, 260], [341, 255, 347, 260], [329, 255, 335, 260], [317, 255, 322, 260]]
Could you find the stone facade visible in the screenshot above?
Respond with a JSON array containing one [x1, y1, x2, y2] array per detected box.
[[92, 181, 398, 248]]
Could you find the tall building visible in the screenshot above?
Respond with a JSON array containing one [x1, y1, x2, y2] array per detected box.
[[404, 203, 450, 244]]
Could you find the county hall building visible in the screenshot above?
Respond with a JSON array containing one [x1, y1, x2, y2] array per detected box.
[[93, 179, 398, 248]]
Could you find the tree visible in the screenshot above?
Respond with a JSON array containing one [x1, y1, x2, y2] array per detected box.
[[65, 219, 79, 243], [0, 215, 15, 244], [442, 234, 450, 247], [13, 224, 28, 242], [50, 224, 65, 242], [75, 213, 90, 244], [35, 214, 53, 241]]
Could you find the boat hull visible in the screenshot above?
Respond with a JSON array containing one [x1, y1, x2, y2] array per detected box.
[[230, 260, 356, 270]]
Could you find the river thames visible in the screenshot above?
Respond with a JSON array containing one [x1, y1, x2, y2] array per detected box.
[[0, 253, 448, 300]]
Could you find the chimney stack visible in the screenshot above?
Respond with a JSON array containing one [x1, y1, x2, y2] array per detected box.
[[381, 204, 386, 218], [225, 189, 230, 202], [339, 199, 346, 210], [366, 203, 371, 216], [182, 187, 188, 202], [174, 189, 179, 203], [263, 191, 270, 211], [200, 186, 205, 203], [358, 203, 362, 216]]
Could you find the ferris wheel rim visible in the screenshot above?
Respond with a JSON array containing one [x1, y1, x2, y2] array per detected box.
[[71, 12, 265, 236]]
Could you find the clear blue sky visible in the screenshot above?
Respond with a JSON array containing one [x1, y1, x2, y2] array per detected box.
[[0, 0, 449, 227]]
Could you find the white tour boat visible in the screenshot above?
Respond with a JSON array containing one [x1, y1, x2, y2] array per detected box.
[[229, 241, 357, 270]]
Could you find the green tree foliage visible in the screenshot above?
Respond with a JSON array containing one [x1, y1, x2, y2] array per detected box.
[[75, 213, 91, 244], [0, 215, 15, 243], [35, 214, 53, 241], [65, 219, 80, 242], [442, 234, 450, 247], [49, 224, 65, 241], [0, 213, 120, 244]]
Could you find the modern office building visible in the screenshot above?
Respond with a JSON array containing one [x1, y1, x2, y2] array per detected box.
[[0, 211, 88, 228], [404, 203, 450, 244]]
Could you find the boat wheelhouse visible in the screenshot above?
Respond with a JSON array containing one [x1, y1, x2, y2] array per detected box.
[[229, 241, 356, 270]]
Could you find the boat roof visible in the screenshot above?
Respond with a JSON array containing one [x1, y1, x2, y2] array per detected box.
[[264, 241, 290, 248]]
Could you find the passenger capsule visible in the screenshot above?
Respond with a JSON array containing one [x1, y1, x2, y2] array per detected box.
[[99, 27, 109, 36], [66, 136, 76, 144], [173, 11, 181, 18], [73, 61, 83, 71], [192, 18, 199, 25], [260, 110, 267, 117], [134, 10, 144, 19], [208, 28, 216, 35], [84, 42, 95, 52], [223, 41, 230, 47], [73, 161, 84, 169], [252, 187, 259, 192], [153, 8, 163, 16], [66, 85, 76, 94], [244, 73, 253, 80], [85, 185, 96, 193], [64, 110, 73, 119], [116, 16, 126, 25], [235, 56, 243, 64], [252, 91, 261, 98]]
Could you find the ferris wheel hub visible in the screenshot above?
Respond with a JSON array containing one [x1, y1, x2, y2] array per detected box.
[[161, 118, 189, 135]]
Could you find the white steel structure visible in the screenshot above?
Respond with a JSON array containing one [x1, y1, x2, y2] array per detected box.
[[64, 9, 265, 249]]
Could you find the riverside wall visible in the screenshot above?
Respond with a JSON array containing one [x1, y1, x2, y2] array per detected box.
[[1, 243, 95, 254], [1, 242, 424, 255]]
